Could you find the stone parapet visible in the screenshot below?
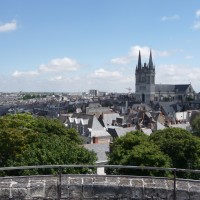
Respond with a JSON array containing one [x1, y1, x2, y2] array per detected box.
[[0, 175, 199, 199]]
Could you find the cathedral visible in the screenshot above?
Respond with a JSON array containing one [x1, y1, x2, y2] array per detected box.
[[135, 50, 195, 103]]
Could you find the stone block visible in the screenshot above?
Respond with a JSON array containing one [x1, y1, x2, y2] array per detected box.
[[176, 190, 190, 200], [0, 188, 10, 199], [45, 184, 57, 198], [60, 184, 69, 198], [190, 191, 200, 200], [176, 180, 189, 190], [153, 178, 167, 189], [93, 184, 119, 197], [189, 181, 200, 194], [60, 174, 70, 185], [131, 179, 144, 188], [68, 185, 83, 198], [60, 176, 70, 198], [69, 177, 83, 185], [166, 190, 175, 200], [93, 177, 107, 185], [118, 185, 133, 197], [131, 187, 144, 199], [153, 188, 168, 199], [29, 181, 45, 198], [82, 184, 94, 198], [83, 177, 93, 185], [143, 178, 154, 184], [11, 188, 28, 199], [0, 178, 12, 188], [166, 179, 175, 190], [144, 187, 156, 198], [11, 177, 29, 188], [118, 178, 131, 186], [106, 177, 119, 185]]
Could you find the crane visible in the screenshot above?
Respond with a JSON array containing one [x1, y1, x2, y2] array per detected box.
[[126, 87, 132, 94]]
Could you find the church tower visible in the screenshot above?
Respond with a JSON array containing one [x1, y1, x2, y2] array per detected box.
[[135, 50, 155, 103]]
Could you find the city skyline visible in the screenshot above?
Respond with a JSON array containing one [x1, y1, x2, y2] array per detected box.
[[0, 0, 200, 93]]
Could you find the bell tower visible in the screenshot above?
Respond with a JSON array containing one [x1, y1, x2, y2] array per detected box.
[[135, 50, 155, 103]]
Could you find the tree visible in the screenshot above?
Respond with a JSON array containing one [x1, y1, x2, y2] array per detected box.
[[191, 115, 200, 137], [7, 134, 96, 175], [0, 113, 97, 175], [150, 128, 200, 179], [108, 131, 171, 176]]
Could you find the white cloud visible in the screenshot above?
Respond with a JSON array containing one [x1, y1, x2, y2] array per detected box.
[[185, 55, 193, 60], [192, 10, 200, 30], [192, 21, 200, 29], [49, 75, 80, 82], [160, 15, 180, 21], [50, 76, 63, 81], [129, 45, 150, 58], [12, 57, 80, 78], [39, 57, 79, 73], [92, 68, 121, 79], [111, 45, 170, 65], [111, 56, 132, 65], [196, 10, 200, 18], [120, 76, 134, 83], [12, 70, 38, 77], [74, 76, 80, 81], [156, 64, 200, 91], [0, 20, 17, 32]]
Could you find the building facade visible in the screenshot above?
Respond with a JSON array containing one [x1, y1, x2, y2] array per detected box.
[[135, 51, 195, 103]]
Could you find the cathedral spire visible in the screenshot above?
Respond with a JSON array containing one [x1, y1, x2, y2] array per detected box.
[[138, 50, 142, 69], [148, 49, 154, 69]]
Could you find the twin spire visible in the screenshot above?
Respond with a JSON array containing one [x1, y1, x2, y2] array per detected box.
[[137, 50, 154, 70]]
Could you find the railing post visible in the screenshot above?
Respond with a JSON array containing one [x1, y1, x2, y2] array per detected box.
[[58, 166, 62, 200], [173, 169, 176, 200]]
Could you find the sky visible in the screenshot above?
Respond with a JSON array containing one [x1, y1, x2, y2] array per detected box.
[[0, 0, 200, 93]]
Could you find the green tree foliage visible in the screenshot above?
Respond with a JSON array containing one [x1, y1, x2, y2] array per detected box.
[[108, 131, 171, 176], [108, 128, 200, 179], [0, 113, 97, 175], [150, 128, 200, 178], [191, 115, 200, 137], [7, 134, 96, 175]]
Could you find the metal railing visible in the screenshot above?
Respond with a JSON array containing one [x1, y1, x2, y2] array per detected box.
[[0, 164, 200, 200]]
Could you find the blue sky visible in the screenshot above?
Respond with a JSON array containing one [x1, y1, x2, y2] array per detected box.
[[0, 0, 200, 93]]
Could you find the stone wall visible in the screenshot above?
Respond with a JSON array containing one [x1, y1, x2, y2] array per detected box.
[[0, 174, 199, 199]]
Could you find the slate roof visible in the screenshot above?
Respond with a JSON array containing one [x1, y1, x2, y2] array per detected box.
[[67, 113, 105, 137], [107, 126, 136, 138], [141, 128, 152, 135], [131, 103, 152, 111], [124, 112, 138, 124], [149, 111, 160, 121], [58, 115, 67, 123], [0, 106, 10, 116], [84, 143, 109, 163], [155, 84, 190, 93], [157, 102, 178, 115], [70, 113, 95, 128], [175, 85, 191, 92], [155, 84, 175, 93], [156, 121, 166, 130], [91, 129, 111, 137], [102, 113, 121, 127], [86, 107, 111, 115]]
